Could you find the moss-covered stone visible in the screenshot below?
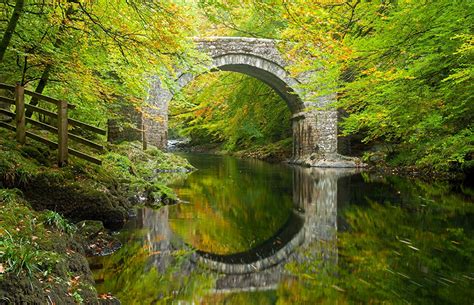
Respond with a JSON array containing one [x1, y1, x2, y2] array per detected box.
[[76, 220, 122, 256], [25, 179, 128, 230]]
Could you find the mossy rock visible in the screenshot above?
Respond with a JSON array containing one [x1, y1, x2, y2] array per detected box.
[[76, 220, 105, 239], [25, 179, 128, 230]]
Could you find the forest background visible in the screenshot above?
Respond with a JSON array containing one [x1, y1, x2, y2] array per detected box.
[[1, 0, 472, 174]]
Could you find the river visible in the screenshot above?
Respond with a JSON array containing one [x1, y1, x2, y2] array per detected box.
[[90, 153, 474, 304]]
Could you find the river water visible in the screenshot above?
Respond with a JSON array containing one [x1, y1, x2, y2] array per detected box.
[[90, 153, 473, 304]]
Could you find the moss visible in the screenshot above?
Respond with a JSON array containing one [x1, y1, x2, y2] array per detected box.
[[19, 146, 52, 166], [25, 179, 128, 230], [75, 220, 122, 256], [149, 183, 179, 205], [0, 129, 192, 229]]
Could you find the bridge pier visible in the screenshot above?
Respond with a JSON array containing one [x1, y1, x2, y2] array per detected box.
[[291, 110, 337, 161], [291, 109, 363, 168], [142, 77, 171, 149]]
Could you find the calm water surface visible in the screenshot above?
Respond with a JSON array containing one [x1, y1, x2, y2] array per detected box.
[[91, 153, 474, 304]]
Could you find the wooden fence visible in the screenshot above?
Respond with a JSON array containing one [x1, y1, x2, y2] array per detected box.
[[0, 83, 106, 166]]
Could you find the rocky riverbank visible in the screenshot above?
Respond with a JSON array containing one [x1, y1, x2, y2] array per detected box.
[[0, 191, 112, 304]]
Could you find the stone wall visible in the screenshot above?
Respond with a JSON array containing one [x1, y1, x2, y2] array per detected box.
[[107, 104, 143, 144], [195, 37, 286, 67], [291, 109, 338, 160], [142, 37, 315, 150], [142, 77, 171, 149]]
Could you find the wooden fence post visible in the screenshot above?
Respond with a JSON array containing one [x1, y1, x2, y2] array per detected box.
[[57, 100, 68, 166], [15, 83, 25, 144]]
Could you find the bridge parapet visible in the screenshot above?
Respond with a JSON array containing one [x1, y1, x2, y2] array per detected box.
[[194, 37, 287, 69]]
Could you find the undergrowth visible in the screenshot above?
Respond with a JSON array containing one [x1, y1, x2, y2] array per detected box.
[[0, 189, 99, 303], [0, 128, 193, 203]]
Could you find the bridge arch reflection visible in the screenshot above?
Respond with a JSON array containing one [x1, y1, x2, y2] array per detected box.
[[136, 166, 359, 294]]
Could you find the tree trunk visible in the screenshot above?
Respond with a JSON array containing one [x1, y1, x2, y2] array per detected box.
[[0, 0, 25, 62], [25, 64, 52, 117]]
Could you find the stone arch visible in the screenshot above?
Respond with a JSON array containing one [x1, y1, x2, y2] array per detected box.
[[143, 37, 361, 167], [175, 52, 305, 113]]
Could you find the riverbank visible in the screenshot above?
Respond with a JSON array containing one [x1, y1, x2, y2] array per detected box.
[[1, 191, 102, 304], [170, 138, 292, 163], [0, 129, 193, 304], [363, 149, 471, 182], [170, 138, 470, 182], [1, 130, 469, 303]]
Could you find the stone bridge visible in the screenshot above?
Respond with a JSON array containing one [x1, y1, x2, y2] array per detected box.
[[141, 37, 361, 167]]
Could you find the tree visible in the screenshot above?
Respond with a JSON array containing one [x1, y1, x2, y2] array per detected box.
[[0, 0, 24, 63], [0, 0, 200, 129], [169, 72, 292, 153], [211, 0, 474, 172]]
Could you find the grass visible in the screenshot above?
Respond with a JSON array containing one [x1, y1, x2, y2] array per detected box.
[[0, 189, 103, 303], [0, 191, 63, 277], [43, 211, 77, 235]]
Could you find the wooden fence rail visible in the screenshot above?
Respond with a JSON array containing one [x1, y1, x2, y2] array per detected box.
[[0, 83, 106, 166]]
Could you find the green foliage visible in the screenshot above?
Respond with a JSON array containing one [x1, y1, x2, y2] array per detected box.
[[0, 190, 101, 303], [197, 0, 474, 173], [0, 196, 63, 278], [72, 291, 84, 304], [170, 72, 292, 154], [92, 141, 193, 204], [0, 132, 44, 187], [169, 154, 293, 254], [0, 127, 191, 215], [0, 0, 200, 130], [0, 188, 22, 204], [273, 0, 474, 172], [1, 231, 37, 276], [197, 0, 286, 38], [91, 230, 215, 304], [335, 1, 474, 171], [42, 211, 76, 235]]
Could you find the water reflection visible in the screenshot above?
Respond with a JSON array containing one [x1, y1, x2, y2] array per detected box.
[[293, 167, 359, 248], [168, 154, 294, 255], [139, 207, 178, 273], [91, 154, 473, 304], [281, 175, 474, 305]]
